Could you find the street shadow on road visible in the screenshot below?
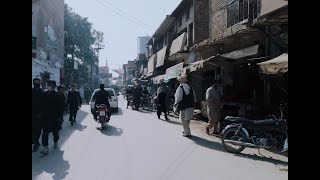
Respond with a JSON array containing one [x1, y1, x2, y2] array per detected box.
[[235, 153, 288, 166], [32, 149, 70, 180], [138, 109, 153, 114], [58, 109, 89, 146], [99, 125, 123, 136], [112, 108, 123, 116], [159, 118, 182, 125], [189, 135, 226, 153], [264, 148, 288, 158]]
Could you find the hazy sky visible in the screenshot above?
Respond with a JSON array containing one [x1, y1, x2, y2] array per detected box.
[[65, 0, 181, 76]]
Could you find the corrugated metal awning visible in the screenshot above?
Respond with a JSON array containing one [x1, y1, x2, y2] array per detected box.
[[147, 54, 156, 74], [165, 62, 184, 80], [170, 32, 187, 56], [156, 46, 167, 68], [257, 53, 288, 74], [220, 45, 259, 59]]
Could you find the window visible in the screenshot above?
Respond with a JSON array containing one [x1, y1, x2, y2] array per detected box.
[[227, 0, 261, 27]]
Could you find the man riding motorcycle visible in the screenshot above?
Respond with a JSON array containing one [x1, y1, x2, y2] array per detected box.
[[92, 83, 111, 121]]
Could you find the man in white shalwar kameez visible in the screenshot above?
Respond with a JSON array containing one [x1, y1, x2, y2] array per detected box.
[[174, 75, 196, 137]]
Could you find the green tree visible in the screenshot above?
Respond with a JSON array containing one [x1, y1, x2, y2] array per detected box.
[[64, 4, 105, 87], [39, 71, 52, 88]]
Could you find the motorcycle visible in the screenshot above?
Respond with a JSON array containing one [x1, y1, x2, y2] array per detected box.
[[221, 104, 288, 154], [95, 104, 109, 129]]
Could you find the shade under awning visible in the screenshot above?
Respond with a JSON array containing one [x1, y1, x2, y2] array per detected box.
[[257, 53, 288, 74], [170, 32, 187, 56], [221, 45, 259, 59], [156, 46, 167, 68]]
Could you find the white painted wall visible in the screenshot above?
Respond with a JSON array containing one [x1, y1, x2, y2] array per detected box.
[[32, 59, 62, 86]]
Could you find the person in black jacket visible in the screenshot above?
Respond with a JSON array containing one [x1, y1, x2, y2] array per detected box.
[[57, 85, 66, 130], [40, 81, 61, 154], [92, 83, 111, 120], [132, 84, 142, 110], [157, 85, 169, 120], [67, 84, 82, 123], [32, 78, 44, 152]]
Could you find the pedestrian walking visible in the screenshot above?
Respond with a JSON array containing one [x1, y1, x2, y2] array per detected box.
[[57, 85, 66, 130], [157, 83, 170, 115], [40, 81, 61, 154], [205, 80, 223, 134], [174, 75, 196, 137], [32, 78, 44, 152], [157, 85, 169, 120], [67, 84, 82, 124]]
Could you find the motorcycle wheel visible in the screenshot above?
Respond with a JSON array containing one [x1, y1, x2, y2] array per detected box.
[[99, 117, 105, 129], [221, 127, 246, 154]]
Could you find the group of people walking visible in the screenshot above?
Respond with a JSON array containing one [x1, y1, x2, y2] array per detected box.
[[122, 74, 223, 138], [32, 78, 82, 154]]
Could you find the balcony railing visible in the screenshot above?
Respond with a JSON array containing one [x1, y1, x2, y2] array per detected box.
[[227, 0, 261, 28]]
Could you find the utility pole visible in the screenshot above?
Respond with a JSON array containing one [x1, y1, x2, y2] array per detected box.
[[93, 42, 104, 88]]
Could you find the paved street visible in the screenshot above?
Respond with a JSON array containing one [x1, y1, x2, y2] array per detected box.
[[32, 97, 288, 180]]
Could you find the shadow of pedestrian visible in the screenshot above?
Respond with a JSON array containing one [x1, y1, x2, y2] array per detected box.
[[57, 109, 89, 146], [71, 123, 87, 131], [139, 110, 153, 114], [32, 149, 70, 180], [159, 118, 182, 125], [99, 125, 123, 136]]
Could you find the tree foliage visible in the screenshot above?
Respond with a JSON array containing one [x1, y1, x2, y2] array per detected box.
[[64, 4, 105, 86]]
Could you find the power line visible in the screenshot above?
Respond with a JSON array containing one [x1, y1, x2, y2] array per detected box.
[[94, 0, 154, 31], [101, 0, 154, 30]]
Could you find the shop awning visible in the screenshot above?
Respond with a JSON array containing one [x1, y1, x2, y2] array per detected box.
[[152, 74, 165, 84], [257, 53, 288, 74], [183, 60, 206, 73], [165, 62, 184, 80], [147, 54, 156, 74], [221, 45, 259, 59], [156, 46, 167, 68], [169, 32, 187, 56]]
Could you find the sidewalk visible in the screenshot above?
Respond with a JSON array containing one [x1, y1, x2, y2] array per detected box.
[[162, 110, 288, 167]]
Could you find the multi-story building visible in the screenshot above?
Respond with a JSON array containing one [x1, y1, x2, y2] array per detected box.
[[189, 0, 288, 118], [146, 0, 210, 99], [32, 0, 64, 86]]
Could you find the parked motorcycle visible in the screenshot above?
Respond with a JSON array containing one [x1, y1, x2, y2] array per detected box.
[[221, 104, 288, 154], [95, 104, 109, 129]]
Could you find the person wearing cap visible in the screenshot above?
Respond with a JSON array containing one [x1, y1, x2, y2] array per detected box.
[[205, 79, 223, 135], [41, 80, 60, 154], [174, 75, 196, 137], [32, 77, 44, 152], [67, 84, 82, 123]]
